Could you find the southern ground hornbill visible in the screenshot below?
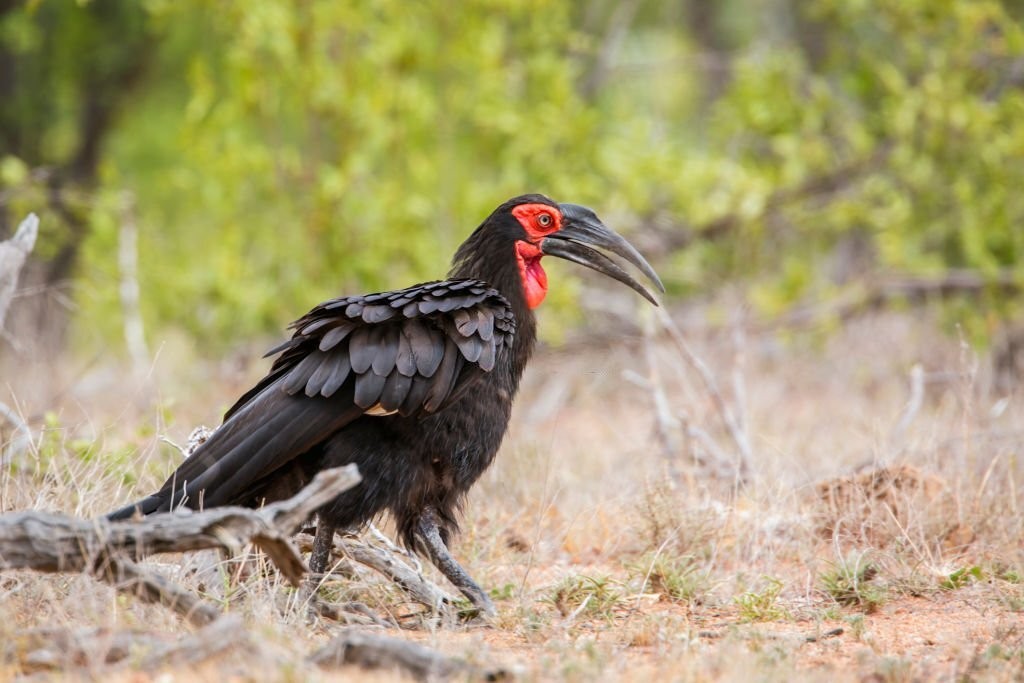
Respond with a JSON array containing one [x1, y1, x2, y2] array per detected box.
[[108, 194, 663, 615]]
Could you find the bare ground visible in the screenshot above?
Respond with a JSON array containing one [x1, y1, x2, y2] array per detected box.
[[1, 306, 1022, 681]]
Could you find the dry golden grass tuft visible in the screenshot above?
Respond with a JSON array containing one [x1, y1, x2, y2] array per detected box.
[[2, 308, 1023, 680]]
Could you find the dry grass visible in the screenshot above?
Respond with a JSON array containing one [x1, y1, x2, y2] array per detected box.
[[2, 307, 1023, 681]]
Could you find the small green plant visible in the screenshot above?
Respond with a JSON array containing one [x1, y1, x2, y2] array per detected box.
[[997, 567, 1022, 584], [489, 582, 517, 601], [844, 614, 867, 641], [547, 574, 624, 621], [637, 481, 718, 557], [983, 643, 1016, 662], [999, 593, 1024, 613], [311, 581, 354, 605], [630, 552, 709, 604], [820, 552, 887, 612], [734, 577, 788, 622], [819, 606, 842, 621], [941, 565, 984, 591]]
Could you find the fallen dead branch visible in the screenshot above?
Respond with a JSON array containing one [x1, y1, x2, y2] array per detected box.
[[1, 462, 515, 678], [10, 626, 162, 673], [644, 144, 893, 254], [296, 531, 456, 618], [0, 464, 361, 622], [339, 537, 455, 613], [3, 464, 360, 575], [102, 554, 221, 626], [804, 627, 845, 643], [13, 616, 503, 681], [310, 627, 509, 681], [309, 597, 396, 627], [758, 270, 1023, 334], [10, 615, 258, 676], [132, 614, 255, 671], [696, 626, 844, 644]]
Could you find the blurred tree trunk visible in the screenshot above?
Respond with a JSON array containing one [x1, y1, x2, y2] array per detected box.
[[788, 0, 829, 70], [0, 2, 154, 350], [579, 0, 641, 100], [684, 0, 731, 107]]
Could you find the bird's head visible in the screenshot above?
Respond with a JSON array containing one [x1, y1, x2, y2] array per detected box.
[[467, 194, 664, 309]]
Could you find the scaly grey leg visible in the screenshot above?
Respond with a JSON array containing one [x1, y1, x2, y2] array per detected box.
[[416, 506, 495, 617], [310, 518, 337, 575]]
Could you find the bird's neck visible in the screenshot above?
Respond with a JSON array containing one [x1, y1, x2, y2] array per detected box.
[[449, 240, 538, 383]]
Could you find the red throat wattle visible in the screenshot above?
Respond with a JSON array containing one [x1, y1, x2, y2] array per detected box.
[[515, 241, 548, 309], [510, 203, 561, 309]]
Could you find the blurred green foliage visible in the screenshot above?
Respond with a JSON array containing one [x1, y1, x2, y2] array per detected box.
[[1, 0, 1022, 352]]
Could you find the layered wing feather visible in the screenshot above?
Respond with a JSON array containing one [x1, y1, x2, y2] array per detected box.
[[227, 279, 515, 417], [107, 279, 515, 520]]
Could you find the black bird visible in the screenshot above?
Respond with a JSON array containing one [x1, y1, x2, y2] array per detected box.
[[108, 195, 663, 614]]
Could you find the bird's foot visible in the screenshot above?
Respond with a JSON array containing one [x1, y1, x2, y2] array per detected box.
[[416, 508, 497, 619], [454, 586, 497, 621]]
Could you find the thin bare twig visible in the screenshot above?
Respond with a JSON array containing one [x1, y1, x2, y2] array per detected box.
[[634, 311, 683, 464], [0, 399, 31, 466], [580, 0, 642, 99], [117, 193, 149, 374], [655, 308, 752, 480], [889, 363, 925, 443], [729, 308, 750, 457], [0, 213, 38, 333]]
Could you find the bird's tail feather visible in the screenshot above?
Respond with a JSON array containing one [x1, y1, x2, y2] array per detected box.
[[106, 494, 164, 520], [104, 384, 362, 520]]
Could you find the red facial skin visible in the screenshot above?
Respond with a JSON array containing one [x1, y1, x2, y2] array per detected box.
[[511, 203, 562, 309]]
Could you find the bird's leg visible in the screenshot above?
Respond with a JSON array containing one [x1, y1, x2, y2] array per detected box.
[[416, 506, 496, 617], [309, 517, 337, 575], [304, 518, 392, 626]]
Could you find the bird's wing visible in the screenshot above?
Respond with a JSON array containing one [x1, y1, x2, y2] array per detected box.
[[108, 279, 515, 518], [227, 278, 516, 418]]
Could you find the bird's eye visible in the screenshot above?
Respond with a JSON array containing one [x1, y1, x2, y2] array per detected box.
[[537, 213, 552, 228]]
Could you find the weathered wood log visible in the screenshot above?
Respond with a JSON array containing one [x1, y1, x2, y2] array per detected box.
[[9, 626, 162, 673], [132, 614, 253, 671], [9, 615, 252, 675], [0, 465, 360, 621], [0, 465, 360, 580], [310, 627, 509, 681]]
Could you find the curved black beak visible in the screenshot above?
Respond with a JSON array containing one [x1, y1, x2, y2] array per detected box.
[[541, 203, 665, 305]]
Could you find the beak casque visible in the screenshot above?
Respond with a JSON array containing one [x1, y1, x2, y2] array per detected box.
[[540, 203, 665, 305]]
